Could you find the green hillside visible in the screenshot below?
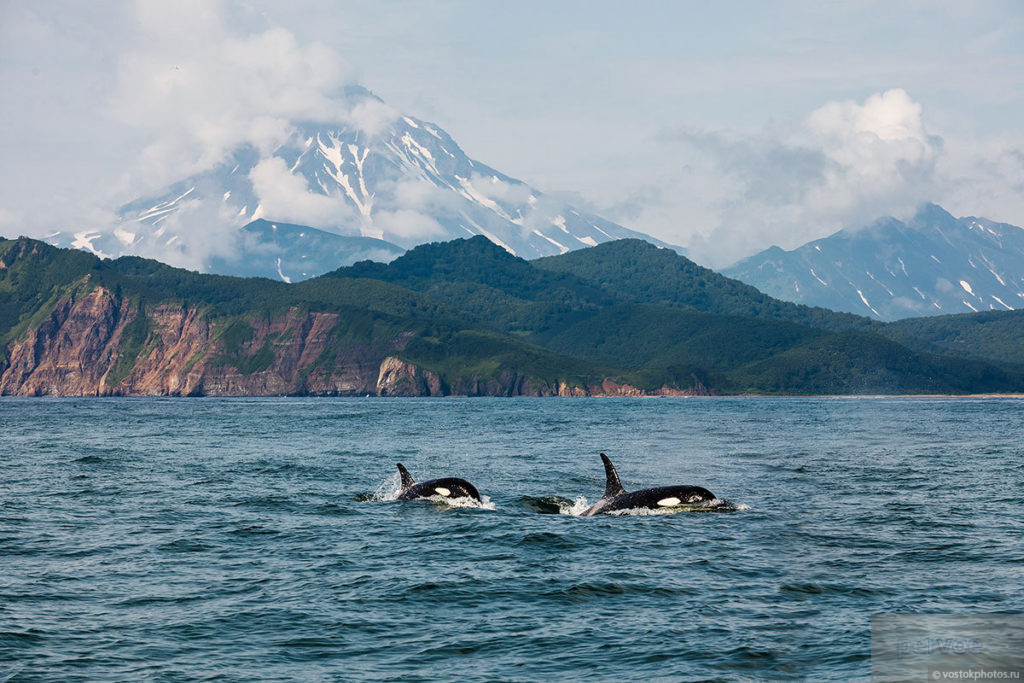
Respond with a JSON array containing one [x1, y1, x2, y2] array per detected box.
[[534, 238, 876, 331], [3, 234, 1022, 395], [885, 310, 1024, 368]]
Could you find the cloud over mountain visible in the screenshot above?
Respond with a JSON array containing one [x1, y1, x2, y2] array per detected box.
[[627, 89, 950, 267], [2, 2, 1022, 273]]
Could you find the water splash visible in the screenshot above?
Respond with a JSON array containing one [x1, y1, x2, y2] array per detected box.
[[354, 472, 403, 501], [607, 498, 749, 515], [560, 495, 591, 516], [427, 494, 496, 511], [357, 473, 495, 509]]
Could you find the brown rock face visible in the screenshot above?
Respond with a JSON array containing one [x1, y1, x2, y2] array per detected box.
[[0, 286, 713, 398], [0, 286, 405, 397], [0, 287, 129, 396], [376, 357, 445, 396]]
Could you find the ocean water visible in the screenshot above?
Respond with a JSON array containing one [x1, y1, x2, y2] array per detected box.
[[1, 397, 1022, 681]]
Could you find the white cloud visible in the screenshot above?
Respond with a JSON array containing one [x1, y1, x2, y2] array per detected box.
[[347, 98, 399, 137], [109, 4, 356, 195], [133, 198, 244, 272], [249, 157, 356, 229], [804, 88, 941, 206], [469, 174, 534, 206], [3, 2, 1022, 275], [372, 209, 447, 242], [620, 89, 957, 267]]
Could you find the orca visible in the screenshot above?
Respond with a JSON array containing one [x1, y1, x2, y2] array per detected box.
[[395, 463, 482, 502], [581, 453, 717, 516]]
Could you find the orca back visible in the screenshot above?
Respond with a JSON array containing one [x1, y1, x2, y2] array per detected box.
[[584, 453, 717, 515]]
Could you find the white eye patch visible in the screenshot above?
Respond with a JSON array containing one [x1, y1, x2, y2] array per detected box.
[[434, 487, 451, 497], [656, 497, 681, 507]]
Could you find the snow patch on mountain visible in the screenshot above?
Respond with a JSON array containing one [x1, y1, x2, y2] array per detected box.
[[725, 204, 1024, 321]]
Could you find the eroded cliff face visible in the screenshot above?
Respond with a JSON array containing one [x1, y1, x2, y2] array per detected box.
[[0, 286, 404, 397], [0, 286, 711, 397], [0, 287, 131, 396]]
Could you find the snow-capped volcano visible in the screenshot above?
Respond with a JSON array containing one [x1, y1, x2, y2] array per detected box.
[[48, 88, 674, 280]]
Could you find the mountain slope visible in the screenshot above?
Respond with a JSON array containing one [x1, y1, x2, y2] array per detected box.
[[884, 309, 1024, 368], [534, 238, 876, 332], [324, 236, 1024, 394], [209, 220, 404, 282], [0, 236, 652, 397], [724, 204, 1024, 321], [3, 236, 1022, 396], [328, 236, 616, 336], [48, 87, 677, 281]]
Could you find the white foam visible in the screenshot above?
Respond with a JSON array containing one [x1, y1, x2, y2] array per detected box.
[[428, 494, 496, 510], [559, 496, 591, 516], [607, 499, 748, 515], [370, 472, 403, 501]]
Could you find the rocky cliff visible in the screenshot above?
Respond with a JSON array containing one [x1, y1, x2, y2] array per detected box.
[[0, 285, 706, 397], [0, 285, 389, 396]]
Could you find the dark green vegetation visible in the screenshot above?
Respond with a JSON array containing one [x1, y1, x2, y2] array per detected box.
[[2, 234, 1023, 394], [885, 310, 1024, 369], [330, 236, 1024, 394]]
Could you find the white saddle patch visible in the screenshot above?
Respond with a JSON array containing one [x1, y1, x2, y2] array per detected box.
[[434, 487, 451, 497], [656, 497, 681, 507]]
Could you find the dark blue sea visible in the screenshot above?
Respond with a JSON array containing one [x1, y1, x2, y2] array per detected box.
[[2, 397, 1022, 681]]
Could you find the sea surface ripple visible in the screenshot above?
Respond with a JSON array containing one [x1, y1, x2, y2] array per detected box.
[[1, 397, 1022, 681]]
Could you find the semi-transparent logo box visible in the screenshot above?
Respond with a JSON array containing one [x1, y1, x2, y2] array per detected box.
[[872, 614, 1024, 682]]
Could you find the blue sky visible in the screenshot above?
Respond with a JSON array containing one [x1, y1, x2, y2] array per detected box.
[[2, 0, 1022, 266]]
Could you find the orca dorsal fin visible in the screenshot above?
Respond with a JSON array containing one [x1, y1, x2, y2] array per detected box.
[[396, 463, 415, 492], [600, 453, 626, 499]]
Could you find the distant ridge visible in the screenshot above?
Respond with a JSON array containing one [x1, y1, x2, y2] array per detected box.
[[2, 235, 1022, 397], [724, 204, 1024, 321]]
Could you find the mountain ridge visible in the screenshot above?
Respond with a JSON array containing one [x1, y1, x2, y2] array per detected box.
[[724, 203, 1024, 321], [3, 234, 1022, 397]]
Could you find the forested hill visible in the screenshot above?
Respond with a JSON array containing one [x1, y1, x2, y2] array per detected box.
[[534, 239, 877, 331], [2, 235, 1022, 396]]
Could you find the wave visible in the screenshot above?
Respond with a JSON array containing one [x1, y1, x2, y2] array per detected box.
[[517, 495, 591, 515], [607, 499, 749, 515], [519, 495, 748, 516]]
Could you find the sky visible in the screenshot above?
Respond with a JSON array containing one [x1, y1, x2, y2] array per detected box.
[[1, 0, 1022, 267]]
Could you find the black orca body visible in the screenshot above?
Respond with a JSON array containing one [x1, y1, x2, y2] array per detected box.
[[582, 453, 716, 516], [396, 463, 482, 502]]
